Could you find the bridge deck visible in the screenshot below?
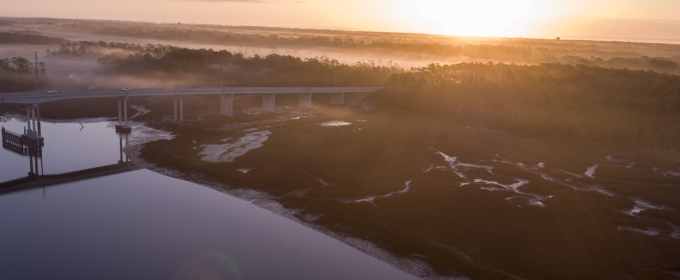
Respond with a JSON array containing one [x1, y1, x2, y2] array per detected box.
[[0, 87, 382, 104]]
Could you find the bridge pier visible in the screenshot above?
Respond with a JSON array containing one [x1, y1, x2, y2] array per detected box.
[[33, 153, 39, 176], [31, 105, 37, 135], [124, 97, 128, 126], [118, 133, 129, 164], [24, 105, 40, 138], [174, 95, 178, 120], [115, 97, 131, 133], [299, 92, 312, 108], [220, 94, 234, 116], [37, 105, 41, 136], [118, 98, 122, 125], [25, 105, 32, 133], [180, 95, 184, 122], [332, 92, 344, 105], [262, 93, 275, 112]]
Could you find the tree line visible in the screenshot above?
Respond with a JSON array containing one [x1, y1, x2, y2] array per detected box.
[[95, 48, 399, 87], [0, 57, 49, 93], [47, 41, 173, 57], [0, 31, 65, 45], [95, 47, 680, 149], [384, 62, 680, 150], [4, 40, 680, 150], [53, 21, 680, 73]]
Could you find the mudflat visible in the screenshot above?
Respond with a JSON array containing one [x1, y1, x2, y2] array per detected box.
[[138, 99, 680, 279]]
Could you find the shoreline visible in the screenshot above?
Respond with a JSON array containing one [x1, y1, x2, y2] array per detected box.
[[131, 161, 440, 279], [122, 118, 443, 280]]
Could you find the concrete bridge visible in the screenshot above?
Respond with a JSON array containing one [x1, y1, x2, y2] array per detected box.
[[0, 87, 381, 131]]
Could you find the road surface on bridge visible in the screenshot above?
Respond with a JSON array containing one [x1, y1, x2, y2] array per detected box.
[[0, 87, 382, 104]]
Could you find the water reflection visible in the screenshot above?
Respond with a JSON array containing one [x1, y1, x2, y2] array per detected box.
[[0, 117, 418, 280], [1, 122, 138, 194]]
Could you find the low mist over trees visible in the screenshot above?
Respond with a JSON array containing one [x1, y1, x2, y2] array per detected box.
[[96, 48, 399, 87], [47, 19, 680, 73], [47, 41, 172, 57], [2, 18, 680, 150], [385, 62, 680, 149], [0, 57, 49, 93], [94, 47, 680, 149]]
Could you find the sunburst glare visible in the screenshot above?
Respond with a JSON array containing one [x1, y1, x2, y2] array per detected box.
[[415, 0, 532, 36]]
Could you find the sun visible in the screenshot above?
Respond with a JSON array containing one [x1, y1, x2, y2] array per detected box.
[[415, 0, 532, 37]]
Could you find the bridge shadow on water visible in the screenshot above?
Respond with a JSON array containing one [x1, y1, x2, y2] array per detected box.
[[0, 126, 139, 195]]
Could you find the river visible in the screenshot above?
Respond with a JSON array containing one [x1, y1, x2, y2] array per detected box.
[[0, 116, 418, 280]]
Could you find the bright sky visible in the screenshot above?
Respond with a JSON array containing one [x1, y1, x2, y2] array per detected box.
[[4, 0, 680, 41]]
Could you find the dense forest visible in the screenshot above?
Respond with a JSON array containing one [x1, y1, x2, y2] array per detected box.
[[2, 15, 680, 74], [0, 31, 65, 45], [3, 18, 680, 149], [46, 41, 172, 57], [91, 47, 680, 149], [95, 48, 399, 87], [54, 22, 680, 71], [385, 63, 680, 149], [4, 17, 678, 72], [0, 56, 48, 93], [56, 39, 680, 73]]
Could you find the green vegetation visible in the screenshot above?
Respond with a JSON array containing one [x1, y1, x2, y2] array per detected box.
[[138, 105, 680, 280], [0, 57, 48, 93], [2, 18, 680, 279], [96, 48, 398, 87], [47, 41, 172, 57], [93, 46, 680, 150], [51, 19, 680, 72], [5, 18, 677, 72], [0, 30, 65, 45], [384, 63, 680, 149]]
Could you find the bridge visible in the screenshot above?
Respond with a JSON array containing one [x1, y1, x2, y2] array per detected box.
[[0, 87, 382, 132]]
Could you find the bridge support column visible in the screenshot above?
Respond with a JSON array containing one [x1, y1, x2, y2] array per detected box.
[[174, 95, 178, 121], [31, 105, 37, 137], [220, 94, 233, 116], [332, 92, 344, 105], [37, 105, 41, 136], [25, 105, 32, 132], [118, 98, 122, 126], [119, 135, 123, 163], [116, 97, 132, 133], [299, 92, 312, 108], [262, 93, 275, 112], [34, 152, 39, 176], [124, 97, 128, 126], [180, 95, 184, 122]]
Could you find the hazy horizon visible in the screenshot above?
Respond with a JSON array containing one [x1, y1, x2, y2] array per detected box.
[[4, 0, 680, 44]]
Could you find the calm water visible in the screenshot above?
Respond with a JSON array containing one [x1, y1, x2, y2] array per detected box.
[[0, 117, 417, 280]]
